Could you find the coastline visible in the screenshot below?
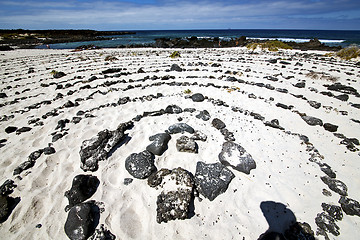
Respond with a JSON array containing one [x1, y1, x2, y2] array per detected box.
[[0, 47, 359, 240]]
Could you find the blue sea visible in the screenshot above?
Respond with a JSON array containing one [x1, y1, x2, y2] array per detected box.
[[39, 29, 360, 49]]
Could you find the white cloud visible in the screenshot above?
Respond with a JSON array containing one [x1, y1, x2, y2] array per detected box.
[[0, 0, 359, 29]]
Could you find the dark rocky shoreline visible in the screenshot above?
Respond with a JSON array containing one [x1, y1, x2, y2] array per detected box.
[[0, 29, 135, 49], [0, 29, 342, 51]]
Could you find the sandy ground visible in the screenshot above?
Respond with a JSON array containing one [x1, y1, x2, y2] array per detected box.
[[0, 47, 359, 240]]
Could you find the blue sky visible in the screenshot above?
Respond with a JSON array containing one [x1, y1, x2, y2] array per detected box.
[[0, 0, 359, 30]]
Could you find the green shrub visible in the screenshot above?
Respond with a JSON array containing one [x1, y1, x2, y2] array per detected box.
[[246, 40, 292, 52], [50, 70, 58, 75], [184, 89, 191, 94], [336, 45, 360, 60], [170, 51, 181, 58]]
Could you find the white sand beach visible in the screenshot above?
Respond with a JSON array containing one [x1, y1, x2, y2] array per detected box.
[[0, 47, 359, 240]]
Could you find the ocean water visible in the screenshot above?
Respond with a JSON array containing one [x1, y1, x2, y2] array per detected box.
[[40, 29, 360, 49]]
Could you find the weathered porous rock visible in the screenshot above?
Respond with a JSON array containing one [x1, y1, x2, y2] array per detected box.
[[220, 128, 235, 141], [268, 59, 277, 64], [321, 203, 343, 221], [320, 165, 336, 178], [72, 117, 82, 124], [170, 64, 182, 72], [338, 196, 360, 217], [218, 141, 256, 174], [125, 150, 156, 179], [102, 68, 122, 74], [148, 169, 172, 188], [265, 119, 284, 130], [191, 93, 205, 102], [53, 71, 66, 78], [194, 161, 234, 201], [79, 122, 133, 171], [308, 100, 321, 109], [28, 149, 43, 161], [191, 130, 207, 142], [301, 115, 323, 126], [64, 202, 99, 240], [5, 126, 17, 134], [323, 123, 338, 132], [0, 180, 16, 196], [321, 176, 347, 196], [315, 212, 340, 236], [56, 119, 70, 130], [43, 146, 56, 155], [164, 105, 183, 114], [89, 224, 116, 240], [327, 83, 358, 96], [146, 133, 171, 156], [284, 222, 315, 240], [176, 136, 198, 153], [65, 175, 100, 210], [64, 100, 75, 108], [0, 195, 9, 221], [16, 127, 32, 135], [168, 123, 194, 134], [294, 82, 306, 88], [196, 110, 210, 121], [276, 103, 292, 110], [154, 168, 194, 223], [52, 133, 64, 142], [212, 118, 226, 130], [13, 160, 35, 175], [335, 94, 349, 101]]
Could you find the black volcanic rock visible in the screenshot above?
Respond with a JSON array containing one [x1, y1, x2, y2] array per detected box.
[[212, 118, 226, 130], [146, 133, 171, 156], [64, 202, 99, 240], [339, 196, 360, 217], [176, 136, 198, 153], [5, 126, 17, 134], [65, 175, 100, 210], [154, 168, 194, 223], [168, 123, 194, 134], [322, 203, 343, 221], [170, 64, 182, 72], [53, 71, 66, 79], [194, 161, 234, 201], [191, 93, 205, 102], [196, 110, 211, 121], [315, 212, 340, 236], [79, 122, 133, 171], [323, 123, 338, 132], [301, 115, 323, 126], [125, 150, 156, 179], [218, 141, 256, 174], [165, 105, 183, 114], [321, 176, 347, 196]]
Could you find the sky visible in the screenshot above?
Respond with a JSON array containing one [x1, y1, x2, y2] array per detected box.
[[0, 0, 360, 30]]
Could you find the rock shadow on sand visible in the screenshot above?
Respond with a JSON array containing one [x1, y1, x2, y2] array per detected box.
[[258, 201, 315, 240]]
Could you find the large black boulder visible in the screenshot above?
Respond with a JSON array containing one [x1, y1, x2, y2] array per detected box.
[[194, 161, 234, 201], [64, 202, 99, 240], [65, 175, 100, 210], [79, 122, 132, 171], [218, 141, 256, 174], [146, 133, 171, 156], [125, 150, 156, 179]]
